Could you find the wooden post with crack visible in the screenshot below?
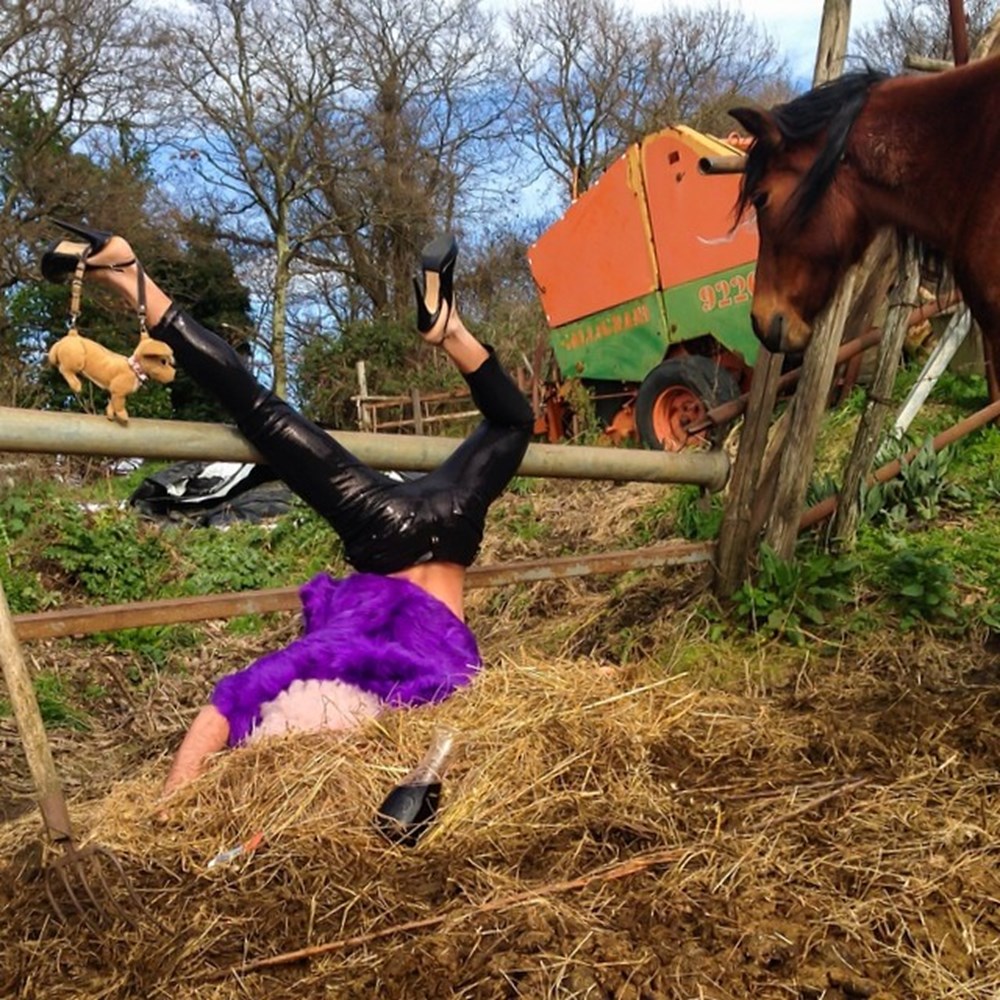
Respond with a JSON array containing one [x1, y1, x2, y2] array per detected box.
[[714, 0, 854, 594]]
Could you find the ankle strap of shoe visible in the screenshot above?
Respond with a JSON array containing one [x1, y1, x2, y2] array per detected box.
[[67, 259, 86, 332], [135, 261, 147, 336]]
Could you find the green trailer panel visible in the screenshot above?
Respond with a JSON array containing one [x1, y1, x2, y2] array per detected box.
[[662, 262, 760, 367], [550, 292, 669, 383]]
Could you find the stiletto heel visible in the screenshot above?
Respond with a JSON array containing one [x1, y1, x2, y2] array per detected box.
[[39, 219, 149, 339], [412, 233, 458, 339]]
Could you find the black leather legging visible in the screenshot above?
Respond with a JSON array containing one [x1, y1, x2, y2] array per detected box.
[[151, 308, 534, 573]]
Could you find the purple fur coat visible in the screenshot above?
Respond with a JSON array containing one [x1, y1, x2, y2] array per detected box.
[[211, 573, 481, 746]]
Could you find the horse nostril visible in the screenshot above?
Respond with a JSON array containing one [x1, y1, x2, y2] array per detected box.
[[751, 312, 785, 353], [766, 314, 785, 352]]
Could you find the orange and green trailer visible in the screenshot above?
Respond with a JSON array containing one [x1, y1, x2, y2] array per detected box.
[[528, 125, 759, 450]]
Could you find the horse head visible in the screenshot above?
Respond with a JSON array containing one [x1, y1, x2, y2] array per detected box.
[[730, 71, 887, 354]]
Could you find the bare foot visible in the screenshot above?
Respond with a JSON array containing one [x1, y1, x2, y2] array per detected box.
[[85, 235, 138, 274]]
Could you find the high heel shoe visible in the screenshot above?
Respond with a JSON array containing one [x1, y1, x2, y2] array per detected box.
[[39, 219, 129, 283], [40, 219, 149, 337], [412, 233, 458, 340]]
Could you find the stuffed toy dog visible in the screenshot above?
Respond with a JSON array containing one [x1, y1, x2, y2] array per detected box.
[[48, 328, 176, 424]]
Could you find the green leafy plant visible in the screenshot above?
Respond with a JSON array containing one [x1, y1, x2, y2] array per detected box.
[[806, 472, 839, 507], [979, 603, 1000, 631], [0, 565, 58, 614], [731, 544, 857, 645], [99, 624, 202, 668], [33, 672, 89, 730], [874, 541, 960, 630], [497, 500, 548, 544], [984, 472, 1000, 502], [671, 486, 724, 541], [0, 493, 33, 540], [43, 507, 168, 604], [864, 436, 970, 528], [630, 486, 723, 545], [174, 524, 285, 594]]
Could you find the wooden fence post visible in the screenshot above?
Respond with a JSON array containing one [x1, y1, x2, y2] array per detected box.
[[356, 361, 373, 432], [714, 350, 784, 597], [763, 268, 858, 560], [410, 387, 424, 435], [814, 0, 852, 83], [831, 236, 920, 547]]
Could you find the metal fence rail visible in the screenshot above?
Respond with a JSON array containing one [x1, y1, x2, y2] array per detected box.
[[13, 542, 715, 641], [0, 406, 730, 489], [2, 405, 727, 639]]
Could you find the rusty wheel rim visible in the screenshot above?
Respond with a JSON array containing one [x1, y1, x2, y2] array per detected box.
[[650, 386, 708, 452]]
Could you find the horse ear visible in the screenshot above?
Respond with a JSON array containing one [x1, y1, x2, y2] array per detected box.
[[729, 107, 782, 149]]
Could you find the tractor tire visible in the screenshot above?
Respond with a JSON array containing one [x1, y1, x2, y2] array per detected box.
[[635, 356, 739, 451]]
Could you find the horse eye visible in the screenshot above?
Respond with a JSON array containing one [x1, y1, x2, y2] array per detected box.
[[751, 191, 769, 211]]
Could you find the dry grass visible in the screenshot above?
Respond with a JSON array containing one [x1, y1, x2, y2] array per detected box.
[[2, 478, 999, 999], [2, 619, 999, 999]]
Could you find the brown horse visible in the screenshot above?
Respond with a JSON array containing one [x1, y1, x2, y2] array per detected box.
[[730, 56, 1000, 402]]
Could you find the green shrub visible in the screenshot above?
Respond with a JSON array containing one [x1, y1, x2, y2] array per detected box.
[[0, 565, 58, 613], [172, 523, 285, 594], [43, 507, 168, 604], [671, 487, 724, 541], [631, 486, 722, 545], [0, 493, 33, 540], [864, 436, 970, 528]]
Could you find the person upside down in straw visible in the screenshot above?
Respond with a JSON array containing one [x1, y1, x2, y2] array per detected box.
[[41, 222, 534, 796]]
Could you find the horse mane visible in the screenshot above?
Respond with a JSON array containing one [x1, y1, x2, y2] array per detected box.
[[738, 69, 890, 227]]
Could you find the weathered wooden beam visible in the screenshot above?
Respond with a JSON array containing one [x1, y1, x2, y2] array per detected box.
[[814, 0, 852, 84], [764, 268, 859, 560], [832, 236, 920, 547], [904, 54, 954, 73], [714, 349, 784, 598]]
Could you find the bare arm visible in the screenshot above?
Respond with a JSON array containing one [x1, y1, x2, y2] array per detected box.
[[161, 704, 230, 797]]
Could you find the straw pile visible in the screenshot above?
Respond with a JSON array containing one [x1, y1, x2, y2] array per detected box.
[[2, 626, 999, 999], [2, 478, 999, 997]]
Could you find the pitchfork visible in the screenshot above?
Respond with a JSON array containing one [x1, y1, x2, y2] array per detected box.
[[0, 577, 144, 931]]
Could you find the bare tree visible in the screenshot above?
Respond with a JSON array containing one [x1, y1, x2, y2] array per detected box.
[[149, 0, 352, 395], [508, 0, 647, 200], [508, 0, 788, 202], [0, 0, 145, 286], [302, 0, 512, 327], [852, 0, 1000, 70], [635, 4, 789, 139], [151, 0, 509, 394], [0, 0, 156, 407]]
